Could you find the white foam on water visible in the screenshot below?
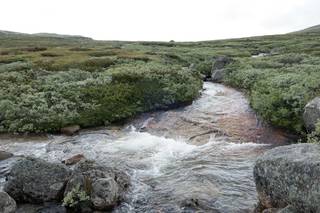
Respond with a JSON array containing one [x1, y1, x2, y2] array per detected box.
[[94, 129, 196, 176], [0, 142, 47, 158]]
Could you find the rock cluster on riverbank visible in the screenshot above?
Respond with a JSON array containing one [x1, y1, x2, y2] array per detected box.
[[1, 156, 130, 212], [254, 143, 320, 213]]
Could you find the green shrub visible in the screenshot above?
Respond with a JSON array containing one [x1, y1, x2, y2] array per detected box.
[[88, 51, 117, 57], [63, 184, 90, 208], [277, 54, 304, 65], [22, 47, 47, 52], [41, 52, 62, 57], [194, 60, 212, 77], [69, 47, 92, 51]]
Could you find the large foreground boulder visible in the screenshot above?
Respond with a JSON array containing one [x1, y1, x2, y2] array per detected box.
[[4, 157, 71, 203], [254, 144, 320, 212], [0, 191, 16, 213], [211, 56, 233, 82], [303, 97, 320, 131], [64, 160, 130, 211]]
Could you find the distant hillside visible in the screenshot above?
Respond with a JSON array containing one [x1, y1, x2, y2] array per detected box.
[[33, 33, 92, 40], [0, 30, 93, 48], [292, 24, 320, 34], [0, 30, 92, 40]]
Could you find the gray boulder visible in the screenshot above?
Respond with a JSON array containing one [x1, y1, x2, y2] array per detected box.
[[91, 177, 119, 210], [211, 69, 225, 83], [64, 160, 130, 211], [303, 97, 320, 131], [213, 56, 234, 70], [0, 191, 16, 213], [4, 157, 71, 203], [211, 56, 233, 82], [254, 144, 320, 212]]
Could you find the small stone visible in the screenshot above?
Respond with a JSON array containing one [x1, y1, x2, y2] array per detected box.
[[0, 151, 13, 161], [61, 125, 80, 136], [62, 154, 85, 165]]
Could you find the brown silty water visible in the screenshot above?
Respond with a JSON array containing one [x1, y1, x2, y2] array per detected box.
[[0, 82, 294, 213]]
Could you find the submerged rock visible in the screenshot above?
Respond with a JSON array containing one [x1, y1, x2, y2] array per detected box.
[[211, 56, 233, 83], [64, 160, 130, 211], [61, 125, 80, 136], [303, 97, 320, 131], [4, 157, 71, 203], [0, 191, 16, 213], [254, 144, 320, 212]]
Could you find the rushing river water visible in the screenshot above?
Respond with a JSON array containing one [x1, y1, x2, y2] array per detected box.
[[0, 82, 293, 213]]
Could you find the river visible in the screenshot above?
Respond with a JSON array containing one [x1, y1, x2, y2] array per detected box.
[[0, 82, 293, 212]]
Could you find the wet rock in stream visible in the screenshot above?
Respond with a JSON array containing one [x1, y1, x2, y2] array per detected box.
[[254, 144, 320, 213], [4, 157, 71, 203], [2, 157, 130, 212], [64, 160, 130, 211]]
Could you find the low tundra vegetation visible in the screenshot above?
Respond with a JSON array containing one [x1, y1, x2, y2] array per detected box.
[[224, 54, 320, 133], [1, 30, 320, 138], [0, 59, 201, 132]]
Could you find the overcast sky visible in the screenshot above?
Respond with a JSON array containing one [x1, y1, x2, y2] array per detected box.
[[1, 0, 319, 41]]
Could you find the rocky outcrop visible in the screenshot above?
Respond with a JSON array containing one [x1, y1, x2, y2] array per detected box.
[[4, 157, 71, 203], [61, 125, 80, 135], [0, 191, 16, 213], [64, 160, 130, 211], [254, 144, 320, 213], [211, 56, 233, 82], [3, 157, 130, 212], [303, 97, 320, 131]]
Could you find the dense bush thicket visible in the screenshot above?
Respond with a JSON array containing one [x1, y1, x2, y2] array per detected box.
[[0, 61, 201, 133]]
